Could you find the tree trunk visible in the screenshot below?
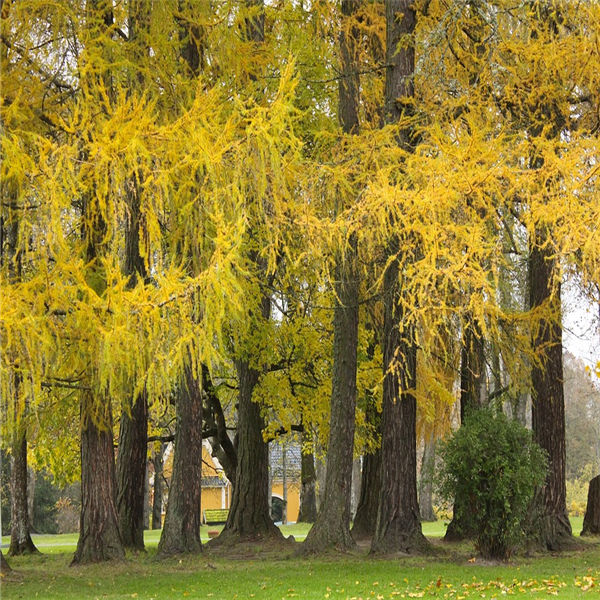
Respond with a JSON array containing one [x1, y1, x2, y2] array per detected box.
[[445, 321, 483, 541], [27, 468, 35, 532], [297, 434, 317, 523], [419, 435, 437, 523], [581, 475, 600, 536], [0, 551, 11, 576], [115, 0, 151, 553], [529, 235, 572, 550], [157, 364, 203, 555], [372, 254, 427, 553], [9, 432, 38, 555], [116, 392, 148, 551], [352, 448, 381, 540], [301, 0, 360, 555], [371, 0, 428, 555], [216, 340, 282, 542], [72, 398, 124, 565], [151, 443, 165, 530], [352, 384, 382, 539], [351, 458, 361, 520]]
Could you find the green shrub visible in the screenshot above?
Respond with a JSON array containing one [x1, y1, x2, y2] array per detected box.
[[437, 409, 547, 560]]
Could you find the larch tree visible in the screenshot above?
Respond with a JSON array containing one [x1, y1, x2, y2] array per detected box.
[[302, 0, 362, 553], [216, 0, 285, 545], [72, 0, 126, 564], [115, 0, 152, 553], [371, 0, 428, 555], [157, 1, 206, 557]]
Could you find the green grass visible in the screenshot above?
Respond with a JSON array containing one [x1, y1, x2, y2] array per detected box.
[[2, 518, 597, 600]]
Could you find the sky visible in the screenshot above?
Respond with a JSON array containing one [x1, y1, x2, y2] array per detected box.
[[562, 275, 600, 374]]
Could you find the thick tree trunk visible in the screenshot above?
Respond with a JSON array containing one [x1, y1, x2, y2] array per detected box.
[[372, 254, 427, 553], [72, 399, 124, 565], [371, 0, 428, 556], [297, 433, 317, 523], [419, 435, 437, 523], [216, 335, 282, 543], [581, 475, 600, 536], [445, 321, 483, 541], [115, 0, 151, 552], [352, 384, 381, 539], [529, 236, 572, 550], [301, 0, 360, 555], [151, 443, 165, 530], [9, 432, 38, 555], [302, 243, 359, 553], [157, 364, 203, 555], [116, 392, 148, 551], [352, 448, 382, 539]]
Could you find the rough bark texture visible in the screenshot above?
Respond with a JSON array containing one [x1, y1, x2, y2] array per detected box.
[[9, 432, 38, 555], [372, 253, 427, 553], [445, 321, 483, 541], [297, 432, 318, 523], [157, 364, 203, 555], [371, 0, 428, 556], [529, 236, 572, 550], [418, 435, 437, 523], [352, 448, 382, 539], [215, 298, 282, 543], [581, 475, 600, 536], [72, 400, 124, 565], [116, 392, 148, 551], [302, 249, 359, 552], [301, 0, 360, 555], [151, 444, 165, 530]]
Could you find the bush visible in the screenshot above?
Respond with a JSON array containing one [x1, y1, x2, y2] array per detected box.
[[437, 409, 547, 560]]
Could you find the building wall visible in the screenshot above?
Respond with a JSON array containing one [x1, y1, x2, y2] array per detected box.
[[271, 482, 300, 523], [200, 481, 301, 523]]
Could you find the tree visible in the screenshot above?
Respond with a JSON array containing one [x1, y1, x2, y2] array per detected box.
[[72, 0, 126, 564], [371, 0, 428, 555], [581, 475, 600, 537], [302, 0, 362, 553], [157, 364, 203, 555], [115, 0, 152, 553]]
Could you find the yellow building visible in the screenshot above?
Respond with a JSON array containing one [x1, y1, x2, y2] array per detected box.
[[200, 440, 301, 523]]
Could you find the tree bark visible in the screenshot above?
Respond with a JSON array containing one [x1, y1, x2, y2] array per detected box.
[[352, 387, 382, 539], [529, 235, 572, 550], [301, 0, 360, 555], [9, 431, 38, 555], [352, 448, 382, 540], [216, 303, 282, 542], [151, 443, 165, 530], [157, 364, 203, 555], [116, 392, 148, 551], [297, 433, 317, 523], [114, 0, 151, 553], [418, 434, 437, 523], [72, 399, 124, 565], [371, 0, 428, 555], [581, 475, 600, 536]]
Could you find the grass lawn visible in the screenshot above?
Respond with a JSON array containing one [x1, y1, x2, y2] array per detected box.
[[2, 517, 598, 599]]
